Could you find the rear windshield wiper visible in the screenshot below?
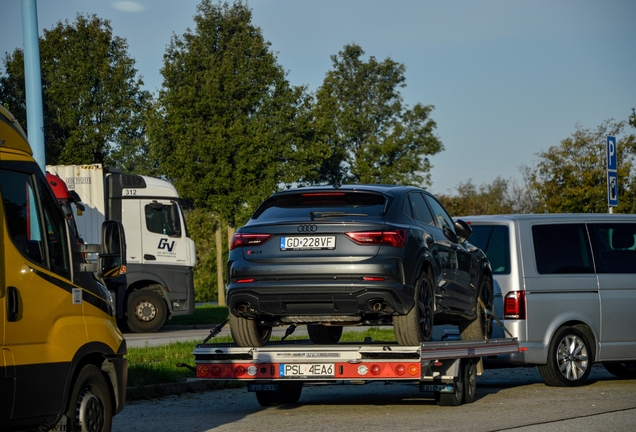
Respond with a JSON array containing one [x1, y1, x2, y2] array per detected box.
[[310, 211, 368, 219]]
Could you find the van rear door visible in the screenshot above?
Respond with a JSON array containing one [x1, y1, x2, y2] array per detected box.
[[588, 222, 636, 360]]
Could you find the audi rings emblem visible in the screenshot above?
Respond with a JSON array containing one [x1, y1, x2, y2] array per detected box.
[[297, 224, 318, 233]]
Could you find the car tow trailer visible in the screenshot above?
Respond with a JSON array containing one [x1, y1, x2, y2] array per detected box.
[[193, 337, 519, 407]]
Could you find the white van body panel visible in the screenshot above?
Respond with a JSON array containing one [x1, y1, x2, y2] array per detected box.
[[461, 214, 636, 366]]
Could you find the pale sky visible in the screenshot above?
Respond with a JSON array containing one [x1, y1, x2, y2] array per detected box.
[[1, 0, 635, 195]]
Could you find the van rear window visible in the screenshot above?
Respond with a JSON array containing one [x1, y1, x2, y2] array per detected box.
[[468, 225, 511, 274], [588, 223, 636, 273], [532, 224, 594, 274]]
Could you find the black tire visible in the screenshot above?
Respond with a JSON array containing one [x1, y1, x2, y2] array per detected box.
[[126, 290, 167, 333], [538, 326, 593, 387], [307, 324, 343, 344], [437, 362, 464, 407], [229, 313, 272, 347], [459, 275, 493, 341], [65, 364, 113, 432], [602, 361, 636, 378], [462, 359, 477, 404], [255, 382, 303, 406], [393, 268, 434, 346]]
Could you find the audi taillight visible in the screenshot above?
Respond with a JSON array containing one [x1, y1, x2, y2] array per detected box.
[[230, 233, 273, 250], [504, 291, 526, 320], [345, 229, 406, 248]]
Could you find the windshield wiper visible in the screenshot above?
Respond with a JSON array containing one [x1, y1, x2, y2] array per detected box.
[[310, 211, 368, 220]]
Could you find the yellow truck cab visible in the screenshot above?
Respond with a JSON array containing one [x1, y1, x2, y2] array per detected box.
[[0, 106, 127, 432]]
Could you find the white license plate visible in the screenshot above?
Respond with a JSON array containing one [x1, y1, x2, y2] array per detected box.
[[279, 363, 335, 377], [280, 236, 336, 250]]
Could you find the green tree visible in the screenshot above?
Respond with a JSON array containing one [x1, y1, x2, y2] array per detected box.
[[524, 120, 636, 213], [0, 14, 151, 171], [149, 0, 326, 228], [312, 44, 443, 186], [437, 176, 535, 217]]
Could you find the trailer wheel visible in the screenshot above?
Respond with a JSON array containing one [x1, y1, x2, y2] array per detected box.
[[462, 359, 477, 404], [229, 313, 272, 347], [538, 325, 592, 387], [459, 276, 493, 341], [127, 290, 167, 333], [308, 324, 343, 344], [436, 363, 464, 407], [255, 382, 302, 406], [602, 361, 636, 378], [393, 268, 434, 345], [65, 364, 113, 432]]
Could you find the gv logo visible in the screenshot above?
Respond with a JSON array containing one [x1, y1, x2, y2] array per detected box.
[[158, 238, 176, 252]]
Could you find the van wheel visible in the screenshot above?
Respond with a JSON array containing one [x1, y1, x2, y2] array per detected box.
[[308, 324, 343, 344], [65, 364, 113, 432], [127, 290, 167, 333], [393, 268, 434, 346], [229, 313, 272, 347], [459, 276, 493, 341], [539, 326, 592, 386], [602, 361, 636, 378]]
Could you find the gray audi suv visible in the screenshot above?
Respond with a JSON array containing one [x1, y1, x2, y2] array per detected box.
[[226, 184, 493, 346]]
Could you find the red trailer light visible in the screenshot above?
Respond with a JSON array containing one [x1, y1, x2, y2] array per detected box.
[[197, 365, 209, 377], [370, 364, 381, 376], [235, 366, 246, 377], [210, 365, 222, 377], [408, 364, 419, 376], [395, 364, 406, 376]]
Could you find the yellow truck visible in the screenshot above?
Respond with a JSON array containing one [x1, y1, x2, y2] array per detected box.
[[0, 105, 127, 431]]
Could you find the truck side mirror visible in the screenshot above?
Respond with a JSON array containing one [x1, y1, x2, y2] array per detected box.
[[99, 220, 127, 279]]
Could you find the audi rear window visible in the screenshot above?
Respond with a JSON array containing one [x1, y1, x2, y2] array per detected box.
[[252, 191, 387, 221]]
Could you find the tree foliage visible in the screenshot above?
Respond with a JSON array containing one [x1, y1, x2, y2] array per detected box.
[[524, 120, 636, 213], [148, 0, 327, 227], [312, 44, 443, 186], [0, 14, 151, 171], [437, 176, 535, 217]]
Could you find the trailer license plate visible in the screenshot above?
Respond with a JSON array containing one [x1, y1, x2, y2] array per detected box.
[[280, 236, 336, 251], [280, 364, 335, 377]]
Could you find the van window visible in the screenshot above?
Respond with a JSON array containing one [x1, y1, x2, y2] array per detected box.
[[588, 223, 636, 273], [0, 169, 71, 279], [532, 224, 594, 274], [145, 203, 181, 236], [468, 225, 511, 274]]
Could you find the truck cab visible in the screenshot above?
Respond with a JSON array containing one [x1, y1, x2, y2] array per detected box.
[[0, 106, 127, 431], [46, 164, 196, 332]]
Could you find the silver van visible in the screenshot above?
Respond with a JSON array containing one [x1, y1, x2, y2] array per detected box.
[[461, 214, 636, 386]]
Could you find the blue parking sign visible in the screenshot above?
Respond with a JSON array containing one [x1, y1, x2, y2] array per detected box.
[[607, 136, 617, 171], [608, 171, 618, 207]]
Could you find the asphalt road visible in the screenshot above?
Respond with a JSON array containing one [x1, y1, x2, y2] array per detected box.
[[120, 327, 636, 431], [113, 364, 636, 432]]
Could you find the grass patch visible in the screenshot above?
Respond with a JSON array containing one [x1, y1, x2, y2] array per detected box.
[[165, 304, 228, 326]]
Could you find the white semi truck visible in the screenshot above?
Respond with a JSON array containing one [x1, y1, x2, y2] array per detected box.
[[47, 164, 196, 333]]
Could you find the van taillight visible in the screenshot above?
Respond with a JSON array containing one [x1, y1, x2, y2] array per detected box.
[[504, 291, 526, 320]]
